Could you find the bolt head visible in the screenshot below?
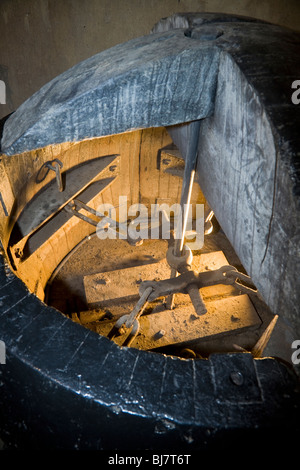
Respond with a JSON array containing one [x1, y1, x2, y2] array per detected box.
[[230, 371, 244, 386]]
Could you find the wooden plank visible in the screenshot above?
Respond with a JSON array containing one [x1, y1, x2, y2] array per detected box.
[[126, 130, 141, 207], [82, 249, 262, 349], [107, 294, 261, 350], [139, 127, 173, 206], [0, 161, 14, 243]]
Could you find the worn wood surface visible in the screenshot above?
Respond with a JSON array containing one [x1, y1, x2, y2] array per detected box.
[[83, 250, 261, 350], [0, 127, 204, 299]]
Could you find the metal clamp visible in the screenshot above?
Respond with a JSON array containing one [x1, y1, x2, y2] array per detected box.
[[224, 269, 258, 295], [65, 199, 143, 246], [107, 286, 153, 346], [165, 244, 207, 315]]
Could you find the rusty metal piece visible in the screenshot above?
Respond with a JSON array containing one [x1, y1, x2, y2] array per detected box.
[[204, 210, 214, 235], [154, 329, 165, 339], [166, 244, 207, 315], [65, 198, 141, 246], [186, 283, 207, 315], [123, 286, 153, 329], [64, 199, 99, 227], [139, 265, 258, 316], [44, 159, 64, 192], [225, 269, 258, 295], [140, 265, 234, 300], [166, 244, 193, 272], [107, 286, 153, 346]]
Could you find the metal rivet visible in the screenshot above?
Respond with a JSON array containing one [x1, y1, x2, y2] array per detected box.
[[154, 329, 165, 340], [230, 371, 244, 386]]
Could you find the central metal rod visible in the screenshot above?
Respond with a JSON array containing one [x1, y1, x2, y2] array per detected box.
[[167, 120, 201, 309], [173, 169, 196, 256]]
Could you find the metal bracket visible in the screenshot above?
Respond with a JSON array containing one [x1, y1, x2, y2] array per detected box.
[[107, 286, 153, 346], [37, 158, 64, 192], [64, 199, 100, 227], [139, 265, 258, 305], [64, 199, 143, 246]]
